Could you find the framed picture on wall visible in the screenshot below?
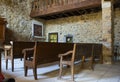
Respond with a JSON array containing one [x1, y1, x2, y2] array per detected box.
[[66, 36, 73, 43], [32, 20, 43, 38], [48, 33, 58, 42], [65, 34, 73, 43]]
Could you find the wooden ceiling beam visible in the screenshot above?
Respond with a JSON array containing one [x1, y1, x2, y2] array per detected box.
[[31, 0, 119, 20], [30, 0, 101, 17]]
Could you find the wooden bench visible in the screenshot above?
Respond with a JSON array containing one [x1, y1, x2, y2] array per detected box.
[[3, 41, 102, 80], [75, 43, 103, 70], [23, 42, 73, 80], [4, 41, 35, 72], [23, 42, 102, 80]]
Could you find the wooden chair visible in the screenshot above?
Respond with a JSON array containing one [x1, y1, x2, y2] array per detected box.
[[4, 45, 13, 71], [22, 46, 35, 79], [58, 43, 76, 81]]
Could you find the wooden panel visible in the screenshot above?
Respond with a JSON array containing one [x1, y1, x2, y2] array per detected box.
[[12, 41, 35, 58], [0, 25, 4, 40], [30, 0, 101, 17], [0, 18, 6, 43], [75, 43, 102, 63], [35, 42, 73, 65], [114, 0, 120, 8]]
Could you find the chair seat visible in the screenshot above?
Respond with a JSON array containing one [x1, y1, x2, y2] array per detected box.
[[25, 61, 33, 68], [6, 56, 12, 59], [4, 45, 12, 50], [61, 61, 72, 65]]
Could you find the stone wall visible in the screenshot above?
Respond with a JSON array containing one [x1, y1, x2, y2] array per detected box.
[[45, 12, 102, 43], [114, 8, 120, 45], [45, 9, 120, 44], [0, 0, 34, 41]]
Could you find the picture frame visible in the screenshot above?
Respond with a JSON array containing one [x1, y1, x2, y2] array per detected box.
[[66, 36, 73, 43], [48, 32, 58, 42], [32, 20, 43, 38], [65, 34, 73, 43]]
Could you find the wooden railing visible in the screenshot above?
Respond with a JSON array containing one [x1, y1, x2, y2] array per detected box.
[[30, 0, 101, 18], [32, 0, 80, 11]]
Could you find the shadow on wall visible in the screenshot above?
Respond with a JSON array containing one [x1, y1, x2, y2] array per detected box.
[[5, 28, 31, 43], [5, 28, 14, 43]]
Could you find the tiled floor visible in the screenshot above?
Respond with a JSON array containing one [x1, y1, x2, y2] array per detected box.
[[1, 59, 120, 82]]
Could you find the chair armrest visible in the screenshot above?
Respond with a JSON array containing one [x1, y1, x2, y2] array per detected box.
[[22, 48, 34, 54], [58, 50, 73, 58], [22, 48, 34, 60]]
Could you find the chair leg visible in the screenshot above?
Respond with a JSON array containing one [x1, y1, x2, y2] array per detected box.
[[5, 50, 8, 70], [71, 64, 74, 81], [100, 54, 103, 64], [24, 66, 28, 76], [11, 59, 14, 72], [58, 63, 63, 79], [58, 61, 60, 67], [33, 67, 37, 80], [20, 58, 22, 61], [89, 57, 94, 70], [6, 59, 8, 70], [81, 56, 85, 69]]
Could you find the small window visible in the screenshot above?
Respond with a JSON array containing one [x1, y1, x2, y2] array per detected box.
[[48, 33, 58, 42]]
